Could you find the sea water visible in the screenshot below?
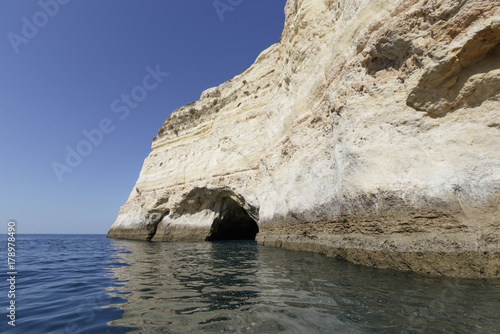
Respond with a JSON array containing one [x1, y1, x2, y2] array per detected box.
[[1, 235, 499, 333]]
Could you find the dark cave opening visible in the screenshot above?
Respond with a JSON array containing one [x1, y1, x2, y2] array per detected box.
[[206, 197, 259, 241]]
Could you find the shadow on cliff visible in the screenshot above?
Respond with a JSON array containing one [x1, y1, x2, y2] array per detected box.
[[157, 187, 260, 242], [206, 196, 259, 241]]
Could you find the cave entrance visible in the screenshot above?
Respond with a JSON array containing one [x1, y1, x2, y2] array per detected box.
[[206, 197, 259, 241]]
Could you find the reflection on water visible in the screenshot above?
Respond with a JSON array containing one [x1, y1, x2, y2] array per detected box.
[[107, 240, 500, 333]]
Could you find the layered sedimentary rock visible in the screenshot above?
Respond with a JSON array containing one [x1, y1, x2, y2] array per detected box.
[[108, 0, 500, 278]]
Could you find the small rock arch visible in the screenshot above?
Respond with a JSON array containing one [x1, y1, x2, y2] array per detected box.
[[206, 196, 259, 241], [173, 187, 260, 241]]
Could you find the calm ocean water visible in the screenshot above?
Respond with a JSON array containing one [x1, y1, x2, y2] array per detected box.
[[1, 235, 499, 333]]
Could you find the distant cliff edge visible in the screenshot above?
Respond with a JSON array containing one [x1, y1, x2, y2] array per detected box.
[[108, 0, 500, 278]]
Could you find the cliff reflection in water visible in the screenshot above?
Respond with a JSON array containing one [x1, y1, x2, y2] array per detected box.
[[106, 240, 500, 334]]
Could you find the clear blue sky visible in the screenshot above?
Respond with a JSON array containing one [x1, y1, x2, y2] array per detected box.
[[0, 0, 287, 234]]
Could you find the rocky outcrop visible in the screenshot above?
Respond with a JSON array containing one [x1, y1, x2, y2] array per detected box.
[[108, 0, 500, 278]]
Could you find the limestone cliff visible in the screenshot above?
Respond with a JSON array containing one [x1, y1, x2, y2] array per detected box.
[[108, 0, 500, 278]]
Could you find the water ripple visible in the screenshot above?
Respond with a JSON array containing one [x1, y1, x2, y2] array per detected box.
[[0, 235, 128, 334], [106, 240, 500, 334], [1, 236, 499, 333]]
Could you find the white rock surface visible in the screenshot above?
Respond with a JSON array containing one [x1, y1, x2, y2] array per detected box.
[[108, 0, 500, 277]]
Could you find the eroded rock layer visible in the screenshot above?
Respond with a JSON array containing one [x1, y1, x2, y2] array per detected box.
[[108, 0, 500, 278]]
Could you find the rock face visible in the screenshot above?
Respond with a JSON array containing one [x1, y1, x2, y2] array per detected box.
[[108, 0, 500, 278]]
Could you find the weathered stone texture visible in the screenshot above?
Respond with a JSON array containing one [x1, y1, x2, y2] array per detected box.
[[108, 0, 500, 278]]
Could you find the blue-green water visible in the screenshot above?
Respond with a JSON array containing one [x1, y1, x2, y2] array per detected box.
[[1, 235, 499, 333]]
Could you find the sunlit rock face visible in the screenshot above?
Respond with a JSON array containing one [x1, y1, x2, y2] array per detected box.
[[108, 0, 500, 278]]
